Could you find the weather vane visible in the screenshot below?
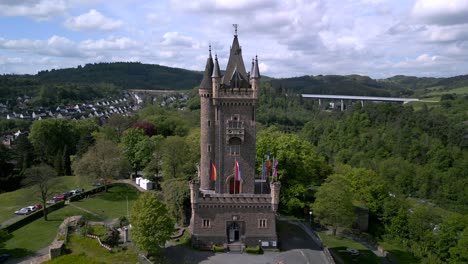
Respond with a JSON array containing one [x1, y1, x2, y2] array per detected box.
[[233, 24, 238, 36]]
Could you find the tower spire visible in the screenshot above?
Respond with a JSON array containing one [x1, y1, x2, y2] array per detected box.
[[233, 24, 238, 36], [212, 54, 221, 78], [199, 45, 214, 89], [251, 55, 260, 79]]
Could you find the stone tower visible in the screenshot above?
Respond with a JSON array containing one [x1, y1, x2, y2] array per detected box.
[[190, 29, 280, 249]]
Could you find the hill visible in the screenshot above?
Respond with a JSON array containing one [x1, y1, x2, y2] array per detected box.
[[37, 62, 203, 91], [2, 62, 468, 105], [267, 75, 402, 97]]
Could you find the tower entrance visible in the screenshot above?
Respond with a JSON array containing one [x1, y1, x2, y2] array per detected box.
[[228, 177, 241, 194], [227, 222, 240, 243]]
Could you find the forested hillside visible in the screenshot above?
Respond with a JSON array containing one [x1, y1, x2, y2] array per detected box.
[[37, 62, 203, 90], [2, 62, 468, 107]]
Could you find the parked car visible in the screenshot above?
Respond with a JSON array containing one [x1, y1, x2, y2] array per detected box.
[[46, 199, 56, 205], [33, 204, 42, 210], [346, 248, 360, 256], [14, 207, 31, 215], [0, 253, 10, 263], [92, 181, 102, 186], [26, 205, 37, 212], [70, 189, 83, 195], [52, 194, 66, 201]]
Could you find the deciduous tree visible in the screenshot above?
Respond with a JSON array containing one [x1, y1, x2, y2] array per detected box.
[[72, 139, 128, 191], [130, 192, 174, 254], [23, 164, 57, 220], [312, 174, 356, 235]]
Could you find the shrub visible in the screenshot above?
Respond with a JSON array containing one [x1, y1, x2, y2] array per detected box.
[[245, 245, 263, 254], [211, 244, 225, 253]]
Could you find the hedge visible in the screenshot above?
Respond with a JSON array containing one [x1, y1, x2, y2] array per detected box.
[[245, 245, 263, 254]]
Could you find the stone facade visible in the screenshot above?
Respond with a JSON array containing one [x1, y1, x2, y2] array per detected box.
[[190, 31, 280, 249]]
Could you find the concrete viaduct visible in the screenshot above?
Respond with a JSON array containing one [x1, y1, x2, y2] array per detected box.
[[301, 94, 432, 111]]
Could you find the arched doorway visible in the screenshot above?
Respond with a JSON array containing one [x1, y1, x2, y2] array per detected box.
[[227, 222, 240, 243], [228, 177, 241, 194]]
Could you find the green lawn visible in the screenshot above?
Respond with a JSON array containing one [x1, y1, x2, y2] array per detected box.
[[318, 233, 380, 264], [0, 176, 90, 223], [0, 206, 101, 258], [44, 233, 138, 264], [379, 240, 420, 264], [70, 184, 140, 220]]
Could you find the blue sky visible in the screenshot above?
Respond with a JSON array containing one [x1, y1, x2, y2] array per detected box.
[[0, 0, 468, 78]]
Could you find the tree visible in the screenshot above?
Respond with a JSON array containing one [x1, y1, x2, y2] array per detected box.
[[161, 136, 194, 179], [130, 192, 174, 254], [23, 164, 57, 220], [121, 128, 153, 178], [132, 122, 156, 136], [29, 119, 78, 165], [161, 179, 190, 224], [256, 126, 332, 215], [312, 174, 356, 235], [72, 139, 128, 191]]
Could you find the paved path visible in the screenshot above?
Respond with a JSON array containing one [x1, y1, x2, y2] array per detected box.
[[162, 220, 329, 264], [0, 215, 25, 228]]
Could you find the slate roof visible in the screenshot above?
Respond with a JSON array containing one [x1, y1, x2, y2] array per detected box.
[[221, 35, 248, 87], [199, 48, 214, 89]]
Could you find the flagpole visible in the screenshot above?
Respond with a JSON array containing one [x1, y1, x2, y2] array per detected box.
[[261, 158, 264, 194], [234, 159, 236, 194]]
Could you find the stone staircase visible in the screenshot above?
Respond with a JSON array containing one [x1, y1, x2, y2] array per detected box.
[[227, 242, 244, 252]]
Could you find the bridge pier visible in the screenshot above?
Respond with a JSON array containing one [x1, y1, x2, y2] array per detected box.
[[318, 99, 322, 106], [341, 99, 344, 111], [361, 100, 364, 107]]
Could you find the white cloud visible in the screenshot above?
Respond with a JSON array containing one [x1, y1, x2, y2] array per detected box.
[[422, 24, 468, 42], [412, 0, 468, 25], [0, 0, 67, 20], [170, 0, 276, 13], [161, 32, 198, 48], [64, 9, 123, 31], [79, 37, 137, 50]]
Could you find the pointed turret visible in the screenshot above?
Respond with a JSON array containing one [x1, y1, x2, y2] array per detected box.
[[251, 55, 260, 79], [212, 54, 221, 98], [199, 46, 214, 89], [212, 54, 221, 78], [251, 56, 260, 97]]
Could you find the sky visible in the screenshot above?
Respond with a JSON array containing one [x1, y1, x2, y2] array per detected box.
[[0, 0, 467, 78]]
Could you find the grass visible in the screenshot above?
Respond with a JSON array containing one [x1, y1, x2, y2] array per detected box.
[[172, 228, 191, 247], [71, 184, 140, 220], [0, 176, 90, 224], [318, 232, 381, 264], [0, 205, 101, 258], [379, 240, 420, 264], [427, 86, 468, 96], [44, 233, 138, 264]]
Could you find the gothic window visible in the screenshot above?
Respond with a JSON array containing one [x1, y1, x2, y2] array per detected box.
[[228, 145, 240, 156], [202, 219, 211, 228], [208, 144, 211, 152], [208, 120, 211, 127], [258, 219, 267, 228]]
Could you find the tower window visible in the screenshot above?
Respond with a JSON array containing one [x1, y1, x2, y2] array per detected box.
[[208, 145, 211, 152], [202, 219, 211, 228], [208, 120, 211, 127], [258, 219, 267, 228], [228, 145, 240, 156]]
